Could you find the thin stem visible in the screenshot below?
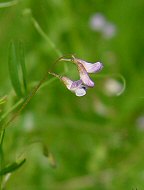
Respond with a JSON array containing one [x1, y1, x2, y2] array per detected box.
[[0, 70, 52, 132], [0, 99, 23, 123], [31, 16, 69, 72], [31, 17, 62, 57], [0, 130, 5, 190], [93, 73, 126, 96]]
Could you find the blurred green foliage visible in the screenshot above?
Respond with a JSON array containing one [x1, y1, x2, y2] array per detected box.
[[0, 0, 144, 189]]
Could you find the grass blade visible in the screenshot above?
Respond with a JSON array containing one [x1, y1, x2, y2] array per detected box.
[[0, 159, 26, 176], [18, 41, 27, 94], [8, 41, 23, 98], [0, 0, 19, 8]]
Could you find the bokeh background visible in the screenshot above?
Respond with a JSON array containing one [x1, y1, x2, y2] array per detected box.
[[0, 0, 144, 189]]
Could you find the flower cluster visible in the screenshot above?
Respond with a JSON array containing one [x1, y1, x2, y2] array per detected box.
[[89, 13, 117, 39], [50, 56, 103, 97]]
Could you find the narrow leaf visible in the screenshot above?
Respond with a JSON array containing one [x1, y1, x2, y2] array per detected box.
[[0, 0, 19, 8], [0, 158, 26, 176], [0, 96, 7, 105], [0, 130, 5, 171], [8, 41, 23, 98], [18, 41, 27, 94]]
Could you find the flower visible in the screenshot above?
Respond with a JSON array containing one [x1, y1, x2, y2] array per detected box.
[[61, 77, 87, 96], [71, 56, 103, 87], [49, 55, 104, 97], [60, 56, 103, 88], [75, 62, 95, 87], [104, 78, 123, 96], [102, 22, 116, 39], [72, 56, 103, 74], [89, 13, 106, 31], [48, 72, 87, 97], [89, 12, 117, 39]]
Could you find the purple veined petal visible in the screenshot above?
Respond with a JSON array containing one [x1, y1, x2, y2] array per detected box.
[[78, 60, 103, 73], [72, 57, 103, 74], [77, 63, 95, 87], [49, 72, 88, 97], [70, 80, 83, 89], [61, 76, 87, 96]]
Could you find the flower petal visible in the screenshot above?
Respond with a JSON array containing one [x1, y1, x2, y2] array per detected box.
[[70, 80, 83, 90], [77, 62, 95, 87], [61, 76, 73, 90], [72, 57, 103, 73], [75, 88, 86, 96]]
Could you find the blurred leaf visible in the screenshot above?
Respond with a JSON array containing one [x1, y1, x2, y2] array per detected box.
[[0, 0, 19, 8], [0, 158, 26, 176], [8, 41, 23, 98], [0, 130, 5, 175], [0, 130, 5, 146], [42, 144, 56, 168], [0, 96, 7, 105], [18, 41, 27, 94]]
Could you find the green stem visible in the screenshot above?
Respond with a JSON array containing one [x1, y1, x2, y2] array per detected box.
[[0, 130, 5, 190], [31, 16, 68, 72], [0, 99, 23, 123], [31, 17, 62, 57], [0, 70, 51, 132]]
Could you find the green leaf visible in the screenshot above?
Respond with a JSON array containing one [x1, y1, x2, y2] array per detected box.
[[8, 41, 23, 98], [0, 0, 19, 8], [0, 130, 5, 172], [18, 41, 27, 94], [0, 158, 26, 176], [0, 96, 7, 105]]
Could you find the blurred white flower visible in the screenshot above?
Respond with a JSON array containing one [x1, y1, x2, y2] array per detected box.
[[23, 112, 35, 131], [89, 13, 117, 39], [93, 99, 109, 116], [104, 78, 123, 96], [89, 13, 106, 31], [136, 115, 144, 131], [102, 22, 116, 39]]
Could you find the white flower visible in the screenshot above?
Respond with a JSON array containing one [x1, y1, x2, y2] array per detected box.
[[104, 78, 123, 96], [102, 22, 116, 39], [89, 12, 117, 39], [89, 13, 106, 31]]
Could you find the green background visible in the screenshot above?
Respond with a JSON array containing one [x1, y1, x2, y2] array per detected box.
[[0, 0, 144, 189]]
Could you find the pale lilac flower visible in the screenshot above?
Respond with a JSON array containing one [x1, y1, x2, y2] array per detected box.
[[102, 22, 116, 39], [136, 115, 144, 131], [89, 13, 106, 31], [89, 12, 117, 39], [72, 56, 103, 74], [50, 55, 104, 96], [61, 77, 87, 96], [60, 56, 103, 88], [75, 62, 95, 87], [48, 72, 87, 96], [104, 78, 123, 96]]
